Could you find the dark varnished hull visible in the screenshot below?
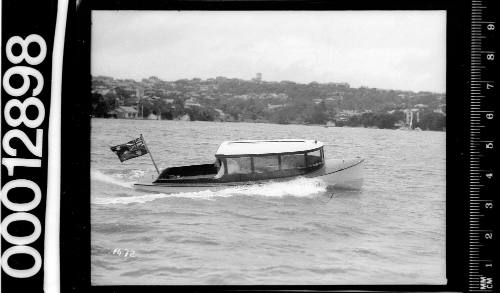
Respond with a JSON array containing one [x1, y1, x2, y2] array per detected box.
[[133, 158, 364, 193]]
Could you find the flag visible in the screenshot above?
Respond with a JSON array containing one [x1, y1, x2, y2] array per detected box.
[[110, 137, 148, 162]]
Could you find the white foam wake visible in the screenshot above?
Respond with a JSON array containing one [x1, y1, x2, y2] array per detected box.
[[114, 169, 146, 181], [91, 170, 136, 188], [93, 177, 327, 205]]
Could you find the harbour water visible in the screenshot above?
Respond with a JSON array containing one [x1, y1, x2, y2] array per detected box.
[[91, 118, 446, 285]]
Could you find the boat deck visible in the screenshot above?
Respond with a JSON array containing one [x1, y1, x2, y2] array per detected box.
[[167, 174, 215, 180]]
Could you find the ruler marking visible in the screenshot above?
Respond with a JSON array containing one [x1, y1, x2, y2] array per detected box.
[[469, 2, 494, 291]]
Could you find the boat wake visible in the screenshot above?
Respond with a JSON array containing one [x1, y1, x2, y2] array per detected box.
[[93, 177, 328, 205], [91, 170, 137, 189]]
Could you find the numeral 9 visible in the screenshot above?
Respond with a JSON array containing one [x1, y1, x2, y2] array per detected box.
[[2, 66, 44, 97]]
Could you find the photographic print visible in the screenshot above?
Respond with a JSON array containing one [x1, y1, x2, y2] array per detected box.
[[90, 10, 446, 285]]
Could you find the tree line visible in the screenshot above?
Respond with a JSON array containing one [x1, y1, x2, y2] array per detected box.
[[92, 92, 445, 131], [92, 93, 220, 121], [336, 111, 445, 131], [91, 76, 446, 131]]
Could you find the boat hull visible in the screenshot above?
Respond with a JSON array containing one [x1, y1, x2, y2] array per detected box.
[[133, 181, 247, 194], [133, 158, 364, 193], [307, 158, 364, 190]]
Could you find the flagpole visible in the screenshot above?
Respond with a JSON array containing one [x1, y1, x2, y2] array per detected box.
[[141, 134, 160, 175]]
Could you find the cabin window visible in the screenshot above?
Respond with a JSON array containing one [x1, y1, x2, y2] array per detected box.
[[215, 159, 225, 179], [281, 153, 306, 170], [226, 157, 252, 174], [253, 155, 279, 173], [306, 149, 323, 167]]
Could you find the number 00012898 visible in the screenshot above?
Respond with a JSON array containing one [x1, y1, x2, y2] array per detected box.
[[1, 34, 47, 279]]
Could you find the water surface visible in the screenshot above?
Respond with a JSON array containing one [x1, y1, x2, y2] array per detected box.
[[91, 118, 446, 285]]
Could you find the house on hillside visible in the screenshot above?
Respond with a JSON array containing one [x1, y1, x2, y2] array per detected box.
[[433, 104, 446, 115], [324, 97, 337, 107], [185, 97, 202, 108], [214, 109, 227, 121], [334, 109, 362, 122], [107, 106, 138, 119], [414, 104, 428, 109]]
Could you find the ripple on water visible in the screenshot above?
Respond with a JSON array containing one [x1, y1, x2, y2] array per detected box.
[[223, 210, 270, 221], [121, 266, 198, 277], [273, 225, 315, 234], [92, 222, 150, 234], [163, 235, 220, 246], [307, 267, 348, 274]]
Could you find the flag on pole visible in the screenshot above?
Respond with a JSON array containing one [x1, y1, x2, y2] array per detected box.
[[110, 137, 149, 162]]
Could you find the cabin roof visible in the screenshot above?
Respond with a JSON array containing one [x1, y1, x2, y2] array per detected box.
[[215, 139, 323, 156]]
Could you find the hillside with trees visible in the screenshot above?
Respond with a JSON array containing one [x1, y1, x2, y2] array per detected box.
[[91, 75, 446, 131]]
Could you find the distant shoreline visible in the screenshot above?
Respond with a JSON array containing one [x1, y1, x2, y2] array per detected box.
[[91, 117, 445, 132]]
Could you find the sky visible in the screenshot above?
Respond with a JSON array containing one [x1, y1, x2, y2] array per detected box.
[[92, 11, 446, 93]]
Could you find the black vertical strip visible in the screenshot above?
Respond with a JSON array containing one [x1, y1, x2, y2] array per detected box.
[[1, 0, 57, 292], [61, 0, 91, 292]]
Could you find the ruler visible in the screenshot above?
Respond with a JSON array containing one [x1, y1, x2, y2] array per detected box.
[[469, 0, 497, 292]]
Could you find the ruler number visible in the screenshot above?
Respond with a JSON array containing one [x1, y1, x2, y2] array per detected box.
[[486, 53, 494, 61], [486, 83, 494, 89], [487, 24, 495, 30], [485, 202, 493, 209], [484, 232, 493, 240]]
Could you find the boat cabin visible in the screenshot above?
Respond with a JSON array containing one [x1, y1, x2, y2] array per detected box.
[[154, 139, 325, 183]]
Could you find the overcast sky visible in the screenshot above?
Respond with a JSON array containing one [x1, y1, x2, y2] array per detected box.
[[92, 11, 446, 93]]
